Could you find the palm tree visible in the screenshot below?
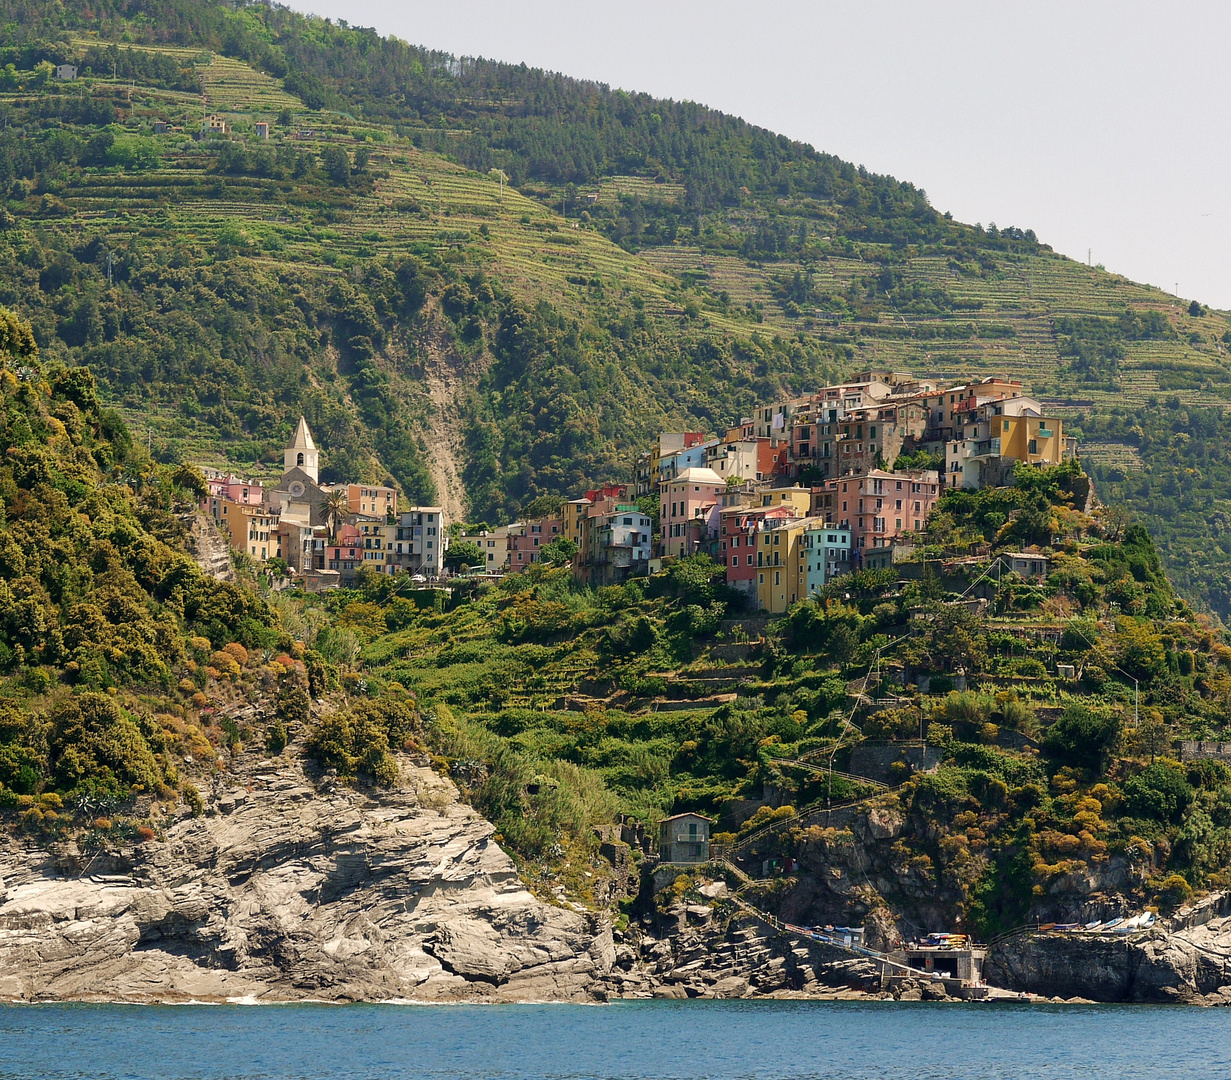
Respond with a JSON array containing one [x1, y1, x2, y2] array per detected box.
[[322, 489, 349, 541]]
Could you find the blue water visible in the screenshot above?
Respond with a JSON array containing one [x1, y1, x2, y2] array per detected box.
[[0, 1001, 1225, 1080]]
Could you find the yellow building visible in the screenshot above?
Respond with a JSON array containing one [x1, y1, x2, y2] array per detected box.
[[756, 517, 811, 613], [565, 497, 592, 547], [996, 412, 1066, 466], [217, 499, 281, 562], [945, 397, 1072, 490], [757, 487, 812, 515]]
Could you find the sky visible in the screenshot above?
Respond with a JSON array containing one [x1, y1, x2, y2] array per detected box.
[[289, 0, 1231, 309]]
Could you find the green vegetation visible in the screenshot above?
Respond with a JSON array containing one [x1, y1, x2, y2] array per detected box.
[[1082, 401, 1231, 621], [0, 0, 1224, 593], [3, 300, 1231, 926], [278, 460, 1231, 926], [0, 306, 295, 831]]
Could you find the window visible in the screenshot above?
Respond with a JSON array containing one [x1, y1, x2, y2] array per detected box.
[[747, 555, 754, 565], [774, 571, 780, 586]]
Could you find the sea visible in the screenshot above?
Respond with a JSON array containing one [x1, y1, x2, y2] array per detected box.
[[0, 999, 1225, 1080]]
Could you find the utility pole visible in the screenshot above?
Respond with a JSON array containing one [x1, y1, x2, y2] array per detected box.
[[106, 250, 112, 286]]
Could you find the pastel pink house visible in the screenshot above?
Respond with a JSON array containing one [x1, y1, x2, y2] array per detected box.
[[660, 466, 725, 558]]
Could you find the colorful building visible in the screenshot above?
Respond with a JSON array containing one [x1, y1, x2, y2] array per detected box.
[[328, 483, 398, 519], [815, 469, 941, 559], [508, 517, 562, 570], [803, 522, 852, 594], [660, 467, 725, 559], [720, 504, 799, 604], [945, 397, 1071, 490]]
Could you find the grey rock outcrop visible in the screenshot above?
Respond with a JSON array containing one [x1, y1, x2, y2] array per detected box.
[[613, 913, 884, 1001], [0, 761, 612, 1003], [184, 512, 236, 582], [986, 894, 1231, 1003]]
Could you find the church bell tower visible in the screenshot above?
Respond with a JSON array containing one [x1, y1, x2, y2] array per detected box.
[[284, 417, 319, 484]]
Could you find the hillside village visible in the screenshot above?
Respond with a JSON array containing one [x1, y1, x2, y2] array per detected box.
[[2, 9, 1231, 1009], [202, 367, 1073, 612]]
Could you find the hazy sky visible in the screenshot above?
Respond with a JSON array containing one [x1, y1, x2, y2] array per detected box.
[[290, 0, 1231, 308]]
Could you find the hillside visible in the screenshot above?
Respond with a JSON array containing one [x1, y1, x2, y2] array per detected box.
[[305, 461, 1231, 940], [2, 289, 1231, 981], [1, 0, 1231, 608]]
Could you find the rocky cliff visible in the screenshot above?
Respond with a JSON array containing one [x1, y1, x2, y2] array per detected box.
[[0, 757, 613, 1003], [184, 512, 236, 583], [986, 893, 1231, 1004]]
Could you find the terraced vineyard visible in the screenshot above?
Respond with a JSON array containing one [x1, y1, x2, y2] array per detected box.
[[7, 10, 1231, 583], [32, 35, 1231, 427]]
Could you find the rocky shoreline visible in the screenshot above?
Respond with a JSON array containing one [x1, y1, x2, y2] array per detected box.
[[3, 755, 1231, 1006], [0, 758, 613, 1004]]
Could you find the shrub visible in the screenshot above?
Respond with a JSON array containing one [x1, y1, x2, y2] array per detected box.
[[1155, 872, 1193, 910], [1124, 763, 1193, 824], [737, 804, 796, 837], [266, 718, 288, 754], [222, 643, 248, 667], [1042, 704, 1120, 772], [182, 782, 204, 815], [304, 696, 419, 784], [276, 674, 311, 726], [209, 652, 241, 680]]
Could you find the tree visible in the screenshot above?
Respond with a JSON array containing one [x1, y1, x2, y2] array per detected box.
[[445, 539, 485, 572], [322, 489, 350, 541], [538, 536, 579, 567], [1042, 704, 1120, 772], [171, 463, 209, 500], [1124, 762, 1193, 823], [320, 146, 350, 185], [1188, 300, 1204, 318], [0, 307, 38, 366], [523, 494, 565, 519]]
